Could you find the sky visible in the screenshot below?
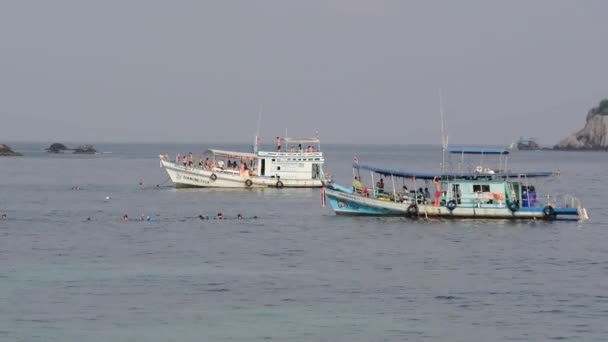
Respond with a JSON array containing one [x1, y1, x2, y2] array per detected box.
[[1, 0, 607, 145]]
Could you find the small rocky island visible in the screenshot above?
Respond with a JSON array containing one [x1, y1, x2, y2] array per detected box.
[[46, 143, 69, 153], [0, 144, 23, 156], [73, 145, 97, 154], [556, 99, 608, 150], [517, 137, 541, 150]]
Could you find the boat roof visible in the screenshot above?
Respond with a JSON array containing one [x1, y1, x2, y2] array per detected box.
[[284, 137, 320, 144], [353, 163, 556, 180], [448, 147, 509, 155], [204, 149, 257, 159]]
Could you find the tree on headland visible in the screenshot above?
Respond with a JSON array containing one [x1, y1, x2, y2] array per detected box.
[[598, 99, 608, 115]]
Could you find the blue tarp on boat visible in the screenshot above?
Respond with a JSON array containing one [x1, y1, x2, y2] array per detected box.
[[448, 147, 510, 155], [352, 163, 556, 180]]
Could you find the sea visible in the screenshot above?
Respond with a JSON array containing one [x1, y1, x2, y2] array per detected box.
[[0, 142, 607, 341]]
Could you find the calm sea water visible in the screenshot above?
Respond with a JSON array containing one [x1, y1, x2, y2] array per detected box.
[[1, 143, 607, 341]]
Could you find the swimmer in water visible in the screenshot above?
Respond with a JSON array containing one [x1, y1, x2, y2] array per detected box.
[[237, 214, 243, 220], [122, 214, 129, 221], [1, 213, 7, 219], [216, 212, 224, 220]]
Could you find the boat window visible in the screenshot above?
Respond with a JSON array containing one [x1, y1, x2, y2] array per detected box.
[[473, 184, 491, 192], [272, 159, 276, 162], [277, 166, 281, 170]]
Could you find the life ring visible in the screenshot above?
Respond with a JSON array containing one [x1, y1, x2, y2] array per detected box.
[[210, 173, 217, 181], [543, 205, 555, 220], [446, 199, 457, 211], [245, 179, 253, 187], [275, 180, 284, 188], [407, 204, 418, 217], [507, 200, 519, 212]]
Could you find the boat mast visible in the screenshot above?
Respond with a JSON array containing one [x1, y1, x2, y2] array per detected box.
[[439, 89, 448, 176], [254, 105, 262, 153]]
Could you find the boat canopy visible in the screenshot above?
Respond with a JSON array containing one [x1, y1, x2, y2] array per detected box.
[[204, 149, 257, 159], [448, 147, 509, 155], [284, 137, 320, 144], [352, 163, 556, 180]]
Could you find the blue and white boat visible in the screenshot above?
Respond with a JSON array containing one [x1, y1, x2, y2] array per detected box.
[[323, 147, 588, 221]]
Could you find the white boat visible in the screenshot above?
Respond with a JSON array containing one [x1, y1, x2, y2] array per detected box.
[[160, 137, 326, 188]]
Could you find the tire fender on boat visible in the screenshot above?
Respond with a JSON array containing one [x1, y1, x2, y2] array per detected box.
[[407, 204, 418, 217], [543, 205, 555, 220], [245, 179, 253, 187], [507, 200, 519, 212], [210, 173, 217, 181], [275, 180, 284, 188], [446, 200, 457, 211]]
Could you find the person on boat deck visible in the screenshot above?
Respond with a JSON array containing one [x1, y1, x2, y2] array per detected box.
[[528, 186, 537, 207], [432, 176, 441, 206], [276, 137, 282, 151], [188, 152, 194, 166], [289, 146, 295, 152], [377, 178, 385, 191], [424, 187, 431, 200], [217, 159, 225, 169], [198, 157, 203, 168], [176, 153, 180, 164], [307, 145, 313, 153], [182, 155, 188, 167], [205, 158, 211, 169], [353, 176, 363, 193], [298, 144, 303, 152], [400, 185, 409, 202]]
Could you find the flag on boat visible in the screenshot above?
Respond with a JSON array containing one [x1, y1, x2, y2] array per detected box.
[[255, 136, 261, 146]]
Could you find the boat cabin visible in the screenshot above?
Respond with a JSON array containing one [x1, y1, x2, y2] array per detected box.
[[256, 137, 324, 180], [205, 137, 325, 181]]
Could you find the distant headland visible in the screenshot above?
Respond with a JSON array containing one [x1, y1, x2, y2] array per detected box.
[[555, 99, 608, 150], [0, 144, 22, 156]]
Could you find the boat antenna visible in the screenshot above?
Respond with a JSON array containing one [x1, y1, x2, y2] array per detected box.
[[439, 89, 448, 176], [254, 105, 262, 152]]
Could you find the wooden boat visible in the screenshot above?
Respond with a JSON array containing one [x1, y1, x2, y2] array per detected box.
[[323, 147, 588, 221]]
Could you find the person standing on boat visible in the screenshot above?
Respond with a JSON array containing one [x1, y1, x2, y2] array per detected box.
[[529, 186, 537, 207], [353, 176, 363, 193], [432, 177, 441, 206], [276, 137, 282, 151], [377, 178, 385, 192], [176, 153, 180, 164]]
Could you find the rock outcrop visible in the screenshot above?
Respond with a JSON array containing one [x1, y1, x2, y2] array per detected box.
[[46, 143, 68, 153], [0, 144, 23, 156], [73, 145, 96, 154], [556, 99, 608, 150]]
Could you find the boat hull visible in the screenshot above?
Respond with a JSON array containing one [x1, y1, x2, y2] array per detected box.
[[161, 160, 323, 188], [324, 187, 584, 220]]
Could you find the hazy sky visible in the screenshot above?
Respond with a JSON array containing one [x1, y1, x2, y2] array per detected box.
[[1, 0, 607, 145]]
